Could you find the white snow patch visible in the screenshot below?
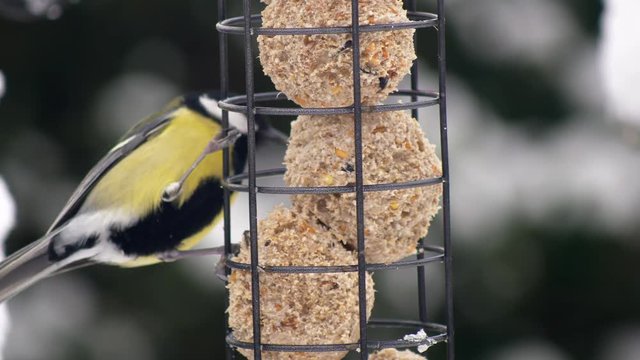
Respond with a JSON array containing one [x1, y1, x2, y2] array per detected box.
[[0, 177, 16, 360], [403, 329, 428, 343], [600, 0, 640, 126], [0, 71, 5, 101]]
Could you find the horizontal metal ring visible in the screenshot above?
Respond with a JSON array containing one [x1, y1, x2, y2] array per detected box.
[[226, 319, 447, 352], [221, 168, 443, 194], [225, 246, 444, 274], [218, 90, 439, 117], [217, 11, 438, 36]]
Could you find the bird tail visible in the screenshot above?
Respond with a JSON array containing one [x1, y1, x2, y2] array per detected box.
[[0, 231, 65, 303]]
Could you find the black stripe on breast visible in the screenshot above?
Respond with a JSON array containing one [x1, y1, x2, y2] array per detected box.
[[233, 135, 248, 176], [109, 178, 224, 256]]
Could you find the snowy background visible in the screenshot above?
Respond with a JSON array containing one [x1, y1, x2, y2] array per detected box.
[[0, 0, 639, 359]]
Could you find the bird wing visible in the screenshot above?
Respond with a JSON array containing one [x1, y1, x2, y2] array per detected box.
[[0, 108, 175, 291], [0, 225, 95, 302], [0, 230, 62, 302], [46, 102, 182, 234], [0, 99, 186, 302]]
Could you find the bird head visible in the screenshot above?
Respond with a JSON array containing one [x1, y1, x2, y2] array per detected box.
[[184, 91, 248, 135], [184, 91, 288, 174], [185, 91, 288, 143]]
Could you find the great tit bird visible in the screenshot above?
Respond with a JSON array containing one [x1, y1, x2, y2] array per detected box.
[[0, 92, 282, 302]]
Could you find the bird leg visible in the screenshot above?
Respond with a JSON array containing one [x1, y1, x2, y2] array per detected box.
[[213, 232, 265, 280], [159, 246, 226, 262], [162, 128, 242, 203]]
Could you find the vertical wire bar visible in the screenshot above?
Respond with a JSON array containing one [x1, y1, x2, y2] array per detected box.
[[408, 0, 419, 120], [242, 0, 262, 358], [436, 0, 455, 358], [218, 1, 235, 358], [405, 0, 430, 325], [350, 0, 369, 358], [417, 236, 429, 323]]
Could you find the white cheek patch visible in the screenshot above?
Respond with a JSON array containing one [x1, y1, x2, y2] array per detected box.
[[199, 95, 249, 134]]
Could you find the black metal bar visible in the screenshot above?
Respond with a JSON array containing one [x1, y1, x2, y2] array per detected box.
[[437, 0, 455, 358], [242, 0, 262, 358], [349, 1, 369, 358], [408, 1, 419, 120], [417, 237, 429, 323], [405, 0, 430, 328], [218, 0, 235, 358], [217, 2, 229, 248]]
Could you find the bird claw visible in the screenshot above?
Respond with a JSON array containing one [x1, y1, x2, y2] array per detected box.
[[159, 249, 181, 262], [207, 128, 241, 153], [241, 230, 251, 248], [215, 244, 240, 281], [215, 257, 228, 281]]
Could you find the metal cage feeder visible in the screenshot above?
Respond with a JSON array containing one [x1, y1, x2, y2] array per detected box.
[[215, 0, 453, 358]]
